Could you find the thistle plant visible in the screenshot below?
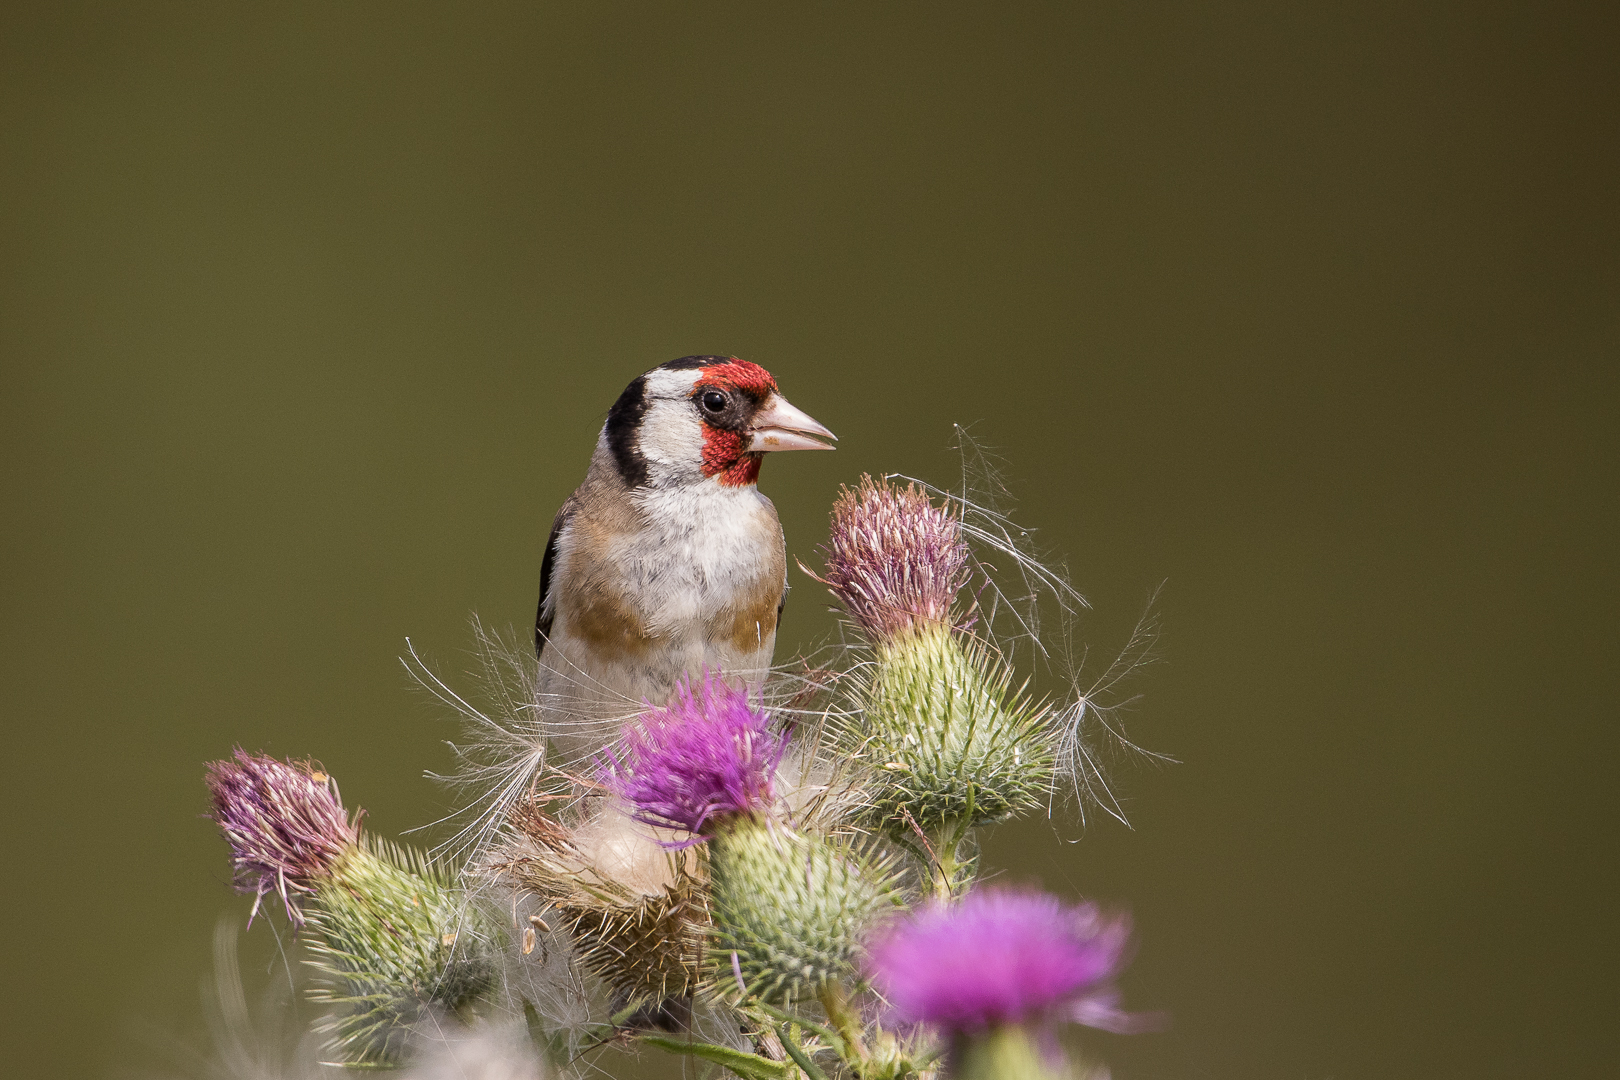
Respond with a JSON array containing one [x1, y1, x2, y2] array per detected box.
[[813, 476, 1055, 897], [600, 674, 894, 1012], [205, 751, 499, 1067], [197, 447, 1164, 1078]]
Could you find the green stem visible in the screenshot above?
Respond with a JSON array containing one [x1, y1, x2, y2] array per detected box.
[[951, 1026, 1066, 1080], [778, 1023, 832, 1080], [818, 982, 869, 1073], [753, 1001, 844, 1056], [925, 818, 973, 900], [636, 1035, 789, 1080]]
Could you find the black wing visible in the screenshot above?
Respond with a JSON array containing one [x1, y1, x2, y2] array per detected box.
[[535, 499, 576, 657]]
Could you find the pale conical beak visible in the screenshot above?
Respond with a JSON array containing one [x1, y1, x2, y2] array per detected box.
[[747, 393, 838, 452]]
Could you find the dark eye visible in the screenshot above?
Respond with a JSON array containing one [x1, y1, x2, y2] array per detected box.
[[700, 390, 728, 413]]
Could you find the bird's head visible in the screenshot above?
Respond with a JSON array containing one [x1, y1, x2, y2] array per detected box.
[[603, 356, 835, 489]]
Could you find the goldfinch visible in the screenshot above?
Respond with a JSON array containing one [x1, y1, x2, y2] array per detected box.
[[533, 355, 834, 767]]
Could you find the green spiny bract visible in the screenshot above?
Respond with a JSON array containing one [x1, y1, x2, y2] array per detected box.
[[708, 819, 892, 1007], [303, 838, 499, 1067], [856, 624, 1054, 835]]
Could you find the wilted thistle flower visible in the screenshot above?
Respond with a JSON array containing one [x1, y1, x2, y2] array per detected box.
[[206, 751, 497, 1066], [816, 478, 1053, 847], [500, 676, 784, 1018], [206, 749, 358, 926], [501, 794, 710, 1012], [867, 889, 1146, 1080], [819, 475, 970, 642], [598, 672, 786, 839]]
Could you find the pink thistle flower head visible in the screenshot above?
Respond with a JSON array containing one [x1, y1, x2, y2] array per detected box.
[[817, 475, 971, 642], [204, 749, 359, 926], [599, 672, 786, 841], [866, 888, 1142, 1034]]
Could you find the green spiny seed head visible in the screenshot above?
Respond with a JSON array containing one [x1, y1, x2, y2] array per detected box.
[[708, 820, 891, 1006], [860, 624, 1054, 833], [304, 838, 498, 1066]]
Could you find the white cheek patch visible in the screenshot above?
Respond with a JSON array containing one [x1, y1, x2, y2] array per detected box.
[[635, 397, 707, 482], [632, 369, 711, 485]]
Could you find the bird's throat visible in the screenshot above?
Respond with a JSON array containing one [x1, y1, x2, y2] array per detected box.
[[700, 428, 762, 486]]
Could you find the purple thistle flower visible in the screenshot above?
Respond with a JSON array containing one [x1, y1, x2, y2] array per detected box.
[[816, 475, 971, 642], [205, 749, 359, 926], [599, 672, 786, 841], [866, 888, 1145, 1035]]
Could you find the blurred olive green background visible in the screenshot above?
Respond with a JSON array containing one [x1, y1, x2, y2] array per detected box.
[[3, 2, 1616, 1077]]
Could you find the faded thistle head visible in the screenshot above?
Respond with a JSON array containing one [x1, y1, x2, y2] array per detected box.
[[206, 752, 497, 1066], [503, 795, 711, 1007], [819, 475, 971, 642], [599, 671, 786, 840], [866, 888, 1140, 1036], [205, 749, 358, 926]]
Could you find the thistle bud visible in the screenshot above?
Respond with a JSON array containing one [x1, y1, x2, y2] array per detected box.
[[206, 752, 496, 1066], [306, 840, 498, 1063], [866, 889, 1150, 1080], [709, 820, 890, 1007], [862, 625, 1052, 831]]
